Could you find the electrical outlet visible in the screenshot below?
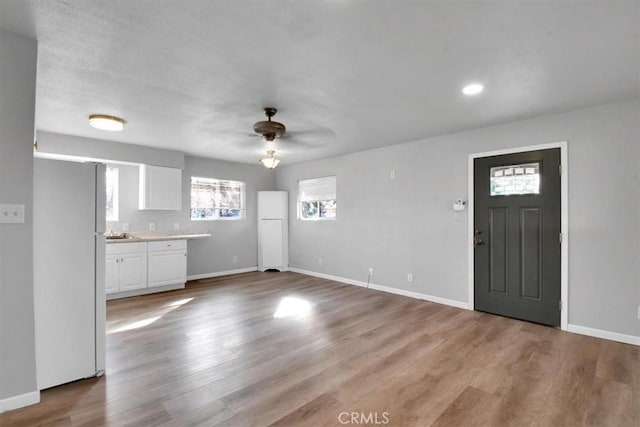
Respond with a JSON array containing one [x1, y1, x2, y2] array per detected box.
[[389, 170, 396, 180], [173, 222, 180, 230], [149, 222, 156, 231], [0, 204, 25, 224], [407, 273, 413, 283], [233, 255, 238, 264], [122, 223, 129, 231], [368, 267, 374, 276], [318, 257, 323, 266]]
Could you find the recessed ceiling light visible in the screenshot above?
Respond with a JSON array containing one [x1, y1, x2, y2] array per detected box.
[[462, 83, 484, 96], [89, 114, 125, 131]]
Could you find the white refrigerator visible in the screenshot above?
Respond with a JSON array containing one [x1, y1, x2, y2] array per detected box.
[[33, 158, 106, 390], [258, 191, 288, 271]]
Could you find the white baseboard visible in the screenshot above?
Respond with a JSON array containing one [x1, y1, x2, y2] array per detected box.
[[0, 390, 40, 413], [567, 324, 639, 346], [288, 268, 469, 310], [106, 282, 185, 300], [187, 267, 258, 281]]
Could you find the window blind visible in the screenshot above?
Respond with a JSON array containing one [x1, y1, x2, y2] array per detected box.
[[297, 176, 337, 202]]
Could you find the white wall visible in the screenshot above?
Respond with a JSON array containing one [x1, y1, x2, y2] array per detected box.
[[276, 99, 640, 338], [106, 156, 276, 276], [0, 31, 38, 401]]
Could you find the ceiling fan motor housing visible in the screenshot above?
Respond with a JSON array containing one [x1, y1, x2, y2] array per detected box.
[[253, 107, 286, 140]]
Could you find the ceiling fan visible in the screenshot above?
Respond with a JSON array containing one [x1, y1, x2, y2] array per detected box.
[[253, 107, 286, 142], [247, 107, 335, 145]]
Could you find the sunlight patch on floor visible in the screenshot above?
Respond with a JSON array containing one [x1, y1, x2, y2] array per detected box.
[[273, 296, 314, 319], [107, 297, 195, 334]]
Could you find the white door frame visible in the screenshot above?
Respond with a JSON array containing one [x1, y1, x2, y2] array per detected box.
[[467, 141, 568, 330]]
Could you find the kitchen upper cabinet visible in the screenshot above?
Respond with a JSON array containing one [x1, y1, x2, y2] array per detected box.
[[148, 240, 187, 288], [106, 242, 148, 294], [139, 165, 182, 210], [258, 191, 288, 219]]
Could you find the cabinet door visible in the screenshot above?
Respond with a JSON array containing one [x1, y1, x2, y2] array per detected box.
[[105, 254, 119, 294], [261, 219, 284, 268], [148, 250, 187, 287], [139, 165, 182, 210], [119, 252, 148, 291], [258, 191, 288, 219]]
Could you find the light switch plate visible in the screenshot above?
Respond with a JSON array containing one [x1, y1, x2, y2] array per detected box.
[[0, 204, 25, 224]]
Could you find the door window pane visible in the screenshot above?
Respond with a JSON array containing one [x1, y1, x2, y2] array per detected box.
[[490, 163, 540, 196]]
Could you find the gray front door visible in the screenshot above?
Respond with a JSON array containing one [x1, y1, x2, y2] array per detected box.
[[474, 149, 561, 326]]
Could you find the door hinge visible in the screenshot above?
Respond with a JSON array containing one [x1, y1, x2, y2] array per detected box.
[[559, 164, 562, 176], [559, 300, 563, 311], [559, 232, 563, 244]]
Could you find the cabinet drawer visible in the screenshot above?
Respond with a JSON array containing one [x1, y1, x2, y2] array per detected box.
[[106, 242, 148, 255], [147, 239, 187, 251]]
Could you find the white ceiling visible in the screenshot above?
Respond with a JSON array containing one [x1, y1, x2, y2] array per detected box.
[[1, 1, 638, 165]]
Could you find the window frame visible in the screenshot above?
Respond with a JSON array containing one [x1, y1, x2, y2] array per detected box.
[[106, 166, 119, 222], [190, 176, 246, 221], [297, 176, 337, 221]]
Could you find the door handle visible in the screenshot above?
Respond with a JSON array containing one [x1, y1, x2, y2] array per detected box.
[[474, 228, 484, 247]]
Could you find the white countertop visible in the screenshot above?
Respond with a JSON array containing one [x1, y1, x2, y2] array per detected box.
[[105, 232, 211, 244]]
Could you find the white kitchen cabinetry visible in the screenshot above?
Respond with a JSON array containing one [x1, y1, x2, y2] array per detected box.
[[106, 242, 148, 294], [148, 240, 187, 288], [258, 191, 288, 271], [139, 165, 182, 210]]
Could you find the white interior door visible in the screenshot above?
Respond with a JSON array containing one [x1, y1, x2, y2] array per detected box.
[[261, 219, 283, 268], [33, 158, 98, 390]]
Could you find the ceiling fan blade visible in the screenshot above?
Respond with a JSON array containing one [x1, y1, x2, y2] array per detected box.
[[283, 127, 336, 139]]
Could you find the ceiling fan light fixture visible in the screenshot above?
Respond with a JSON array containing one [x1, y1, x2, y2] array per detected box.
[[89, 114, 125, 131], [260, 150, 280, 169]]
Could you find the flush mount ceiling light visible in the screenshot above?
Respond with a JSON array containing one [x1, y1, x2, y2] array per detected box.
[[89, 114, 125, 131], [260, 149, 280, 169], [462, 83, 484, 96]]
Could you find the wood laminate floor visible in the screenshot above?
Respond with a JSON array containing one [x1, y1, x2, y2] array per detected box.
[[1, 272, 638, 426]]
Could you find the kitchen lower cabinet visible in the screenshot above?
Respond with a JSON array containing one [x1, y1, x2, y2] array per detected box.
[[148, 240, 187, 288], [105, 242, 148, 294], [105, 254, 119, 294], [106, 239, 187, 297]]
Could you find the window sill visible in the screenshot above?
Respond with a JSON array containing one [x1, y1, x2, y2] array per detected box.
[[190, 218, 244, 221]]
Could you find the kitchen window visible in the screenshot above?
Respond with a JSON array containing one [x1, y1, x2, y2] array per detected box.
[[106, 166, 119, 221], [190, 177, 245, 220], [297, 176, 337, 220]]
